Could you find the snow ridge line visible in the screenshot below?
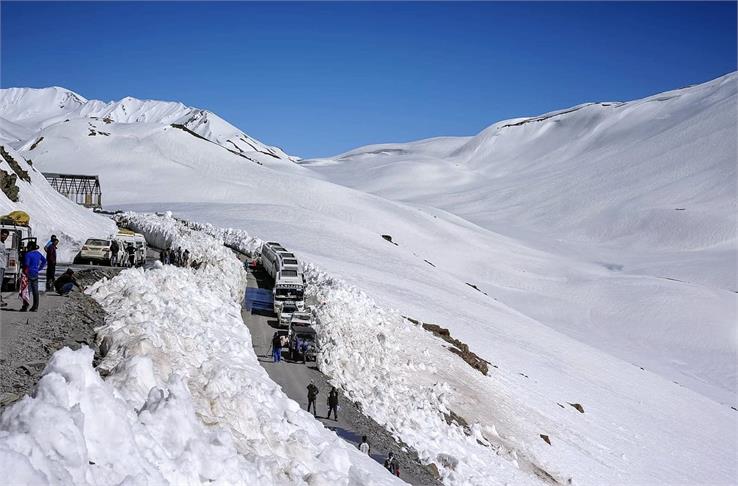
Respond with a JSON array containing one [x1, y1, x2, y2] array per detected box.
[[185, 214, 542, 485]]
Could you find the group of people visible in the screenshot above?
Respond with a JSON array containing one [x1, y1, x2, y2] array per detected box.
[[303, 381, 401, 477], [109, 240, 138, 268], [271, 331, 313, 364], [0, 231, 81, 312], [305, 380, 339, 420], [159, 246, 190, 267]]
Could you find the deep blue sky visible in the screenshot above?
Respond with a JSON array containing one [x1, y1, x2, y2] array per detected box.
[[2, 2, 736, 157]]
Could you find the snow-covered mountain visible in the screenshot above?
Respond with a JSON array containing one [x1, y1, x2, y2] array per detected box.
[[0, 87, 295, 167], [0, 144, 115, 261], [1, 74, 736, 485]]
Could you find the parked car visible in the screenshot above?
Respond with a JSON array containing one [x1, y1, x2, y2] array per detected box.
[[78, 238, 114, 264]]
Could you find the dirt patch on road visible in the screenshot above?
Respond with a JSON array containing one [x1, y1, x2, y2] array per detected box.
[[0, 268, 120, 409]]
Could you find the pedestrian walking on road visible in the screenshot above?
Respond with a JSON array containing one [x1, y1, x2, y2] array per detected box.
[[21, 242, 46, 312], [175, 246, 182, 266], [159, 248, 167, 264], [307, 380, 319, 416], [384, 452, 400, 477], [110, 240, 120, 267], [54, 269, 81, 295], [0, 229, 9, 307], [271, 332, 282, 362], [327, 386, 339, 420], [358, 436, 371, 455], [44, 235, 58, 291], [182, 249, 190, 267]]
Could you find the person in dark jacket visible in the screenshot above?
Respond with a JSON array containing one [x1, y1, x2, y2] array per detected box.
[[327, 386, 339, 420], [109, 240, 120, 267], [271, 332, 282, 362], [44, 235, 58, 291], [383, 452, 400, 477], [54, 269, 81, 295], [307, 380, 319, 416], [159, 248, 168, 264], [21, 242, 46, 312], [126, 243, 136, 267]]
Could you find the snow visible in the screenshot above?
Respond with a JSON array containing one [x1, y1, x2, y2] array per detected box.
[[1, 212, 401, 485], [195, 220, 738, 486], [1, 72, 736, 484], [0, 87, 296, 167], [0, 145, 115, 262]]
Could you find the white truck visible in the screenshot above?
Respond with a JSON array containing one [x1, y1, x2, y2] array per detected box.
[[259, 241, 306, 316], [0, 221, 33, 290]]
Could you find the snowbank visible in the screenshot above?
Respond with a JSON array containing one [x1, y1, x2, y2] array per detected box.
[[188, 216, 537, 485], [0, 211, 400, 485]]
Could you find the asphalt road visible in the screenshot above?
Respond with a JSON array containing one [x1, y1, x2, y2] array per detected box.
[[241, 266, 442, 486], [1, 250, 158, 348]]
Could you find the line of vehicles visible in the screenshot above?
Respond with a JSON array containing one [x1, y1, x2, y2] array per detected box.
[[258, 241, 317, 363]]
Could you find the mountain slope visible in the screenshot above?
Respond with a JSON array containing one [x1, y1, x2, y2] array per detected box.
[[0, 87, 297, 169], [0, 144, 115, 261], [1, 77, 736, 484], [303, 73, 737, 288]]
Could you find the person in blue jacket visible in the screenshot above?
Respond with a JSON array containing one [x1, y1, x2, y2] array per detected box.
[[21, 241, 46, 312]]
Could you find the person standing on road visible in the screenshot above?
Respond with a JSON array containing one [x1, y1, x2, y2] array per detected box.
[[175, 246, 182, 266], [110, 239, 120, 267], [271, 332, 282, 362], [307, 380, 319, 416], [383, 452, 400, 477], [182, 249, 190, 268], [21, 242, 46, 312], [358, 436, 371, 455], [0, 229, 8, 307], [44, 235, 58, 292], [54, 269, 81, 295], [327, 386, 339, 420], [126, 243, 136, 267]]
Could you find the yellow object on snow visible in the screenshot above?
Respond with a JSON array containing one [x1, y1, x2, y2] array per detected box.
[[0, 210, 30, 225]]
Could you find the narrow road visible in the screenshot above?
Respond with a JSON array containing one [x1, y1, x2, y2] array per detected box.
[[1, 250, 158, 355], [241, 266, 442, 486]]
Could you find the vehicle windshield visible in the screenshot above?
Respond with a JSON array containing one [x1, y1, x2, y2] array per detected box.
[[275, 288, 304, 300], [282, 303, 298, 313], [283, 259, 298, 265], [292, 312, 311, 321], [85, 239, 110, 246]]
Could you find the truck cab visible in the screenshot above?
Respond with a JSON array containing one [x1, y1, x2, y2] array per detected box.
[[0, 222, 33, 290]]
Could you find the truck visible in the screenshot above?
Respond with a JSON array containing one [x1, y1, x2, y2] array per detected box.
[[288, 312, 318, 363], [277, 299, 304, 327], [0, 220, 33, 291]]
